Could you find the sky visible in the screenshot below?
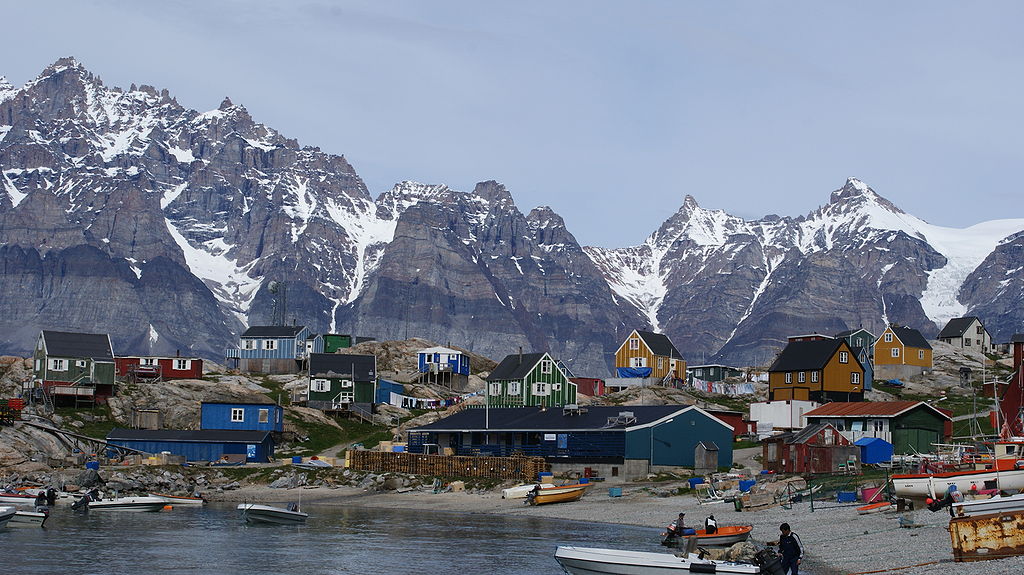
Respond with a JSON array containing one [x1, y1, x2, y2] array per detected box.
[[3, 1, 1023, 248]]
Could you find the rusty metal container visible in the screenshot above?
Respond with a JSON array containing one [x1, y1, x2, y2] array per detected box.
[[949, 509, 1024, 561]]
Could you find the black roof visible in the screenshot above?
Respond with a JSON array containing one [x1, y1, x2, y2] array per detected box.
[[308, 353, 376, 380], [488, 353, 549, 381], [835, 328, 875, 339], [241, 325, 305, 338], [889, 325, 932, 349], [769, 339, 844, 372], [41, 330, 113, 360], [201, 401, 278, 407], [636, 331, 682, 358], [768, 423, 835, 445], [1013, 334, 1024, 344], [408, 405, 730, 433], [106, 428, 270, 443], [937, 317, 981, 339]]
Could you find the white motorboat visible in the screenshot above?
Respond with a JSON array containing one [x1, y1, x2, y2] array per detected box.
[[953, 492, 1024, 517], [87, 496, 168, 512], [554, 546, 766, 574], [149, 493, 207, 505], [502, 483, 543, 499], [891, 468, 1024, 498], [0, 492, 39, 506], [237, 503, 308, 525], [9, 509, 48, 528], [0, 506, 15, 528]]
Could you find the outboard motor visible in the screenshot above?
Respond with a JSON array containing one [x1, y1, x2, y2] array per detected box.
[[753, 548, 785, 575]]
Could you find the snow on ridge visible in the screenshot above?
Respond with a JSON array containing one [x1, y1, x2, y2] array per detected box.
[[1, 170, 26, 207], [325, 195, 397, 304]]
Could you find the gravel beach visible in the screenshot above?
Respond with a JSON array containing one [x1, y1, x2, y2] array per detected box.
[[210, 483, 1024, 575]]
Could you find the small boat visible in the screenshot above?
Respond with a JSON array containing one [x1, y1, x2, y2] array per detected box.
[[87, 496, 168, 512], [554, 546, 768, 574], [237, 503, 308, 525], [527, 483, 591, 505], [149, 493, 207, 505], [9, 509, 49, 528], [891, 467, 1024, 498], [0, 506, 15, 528], [857, 501, 894, 515], [502, 483, 541, 499], [0, 492, 39, 505], [953, 492, 1024, 517], [686, 525, 754, 546], [292, 458, 333, 470]]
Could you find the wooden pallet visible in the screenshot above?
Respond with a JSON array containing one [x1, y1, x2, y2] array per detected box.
[[347, 450, 547, 481]]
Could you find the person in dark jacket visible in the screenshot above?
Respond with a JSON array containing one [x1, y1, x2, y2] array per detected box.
[[704, 514, 718, 534], [773, 522, 803, 575]]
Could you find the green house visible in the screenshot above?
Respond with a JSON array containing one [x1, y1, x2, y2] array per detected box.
[[802, 400, 950, 454], [32, 330, 116, 406], [486, 352, 577, 407], [307, 353, 376, 411], [686, 364, 744, 384]]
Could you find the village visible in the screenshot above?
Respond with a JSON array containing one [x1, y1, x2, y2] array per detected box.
[[2, 318, 1024, 573]]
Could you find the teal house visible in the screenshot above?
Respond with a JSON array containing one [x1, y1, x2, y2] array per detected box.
[[486, 352, 577, 407]]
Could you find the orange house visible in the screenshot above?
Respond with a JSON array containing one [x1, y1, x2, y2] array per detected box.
[[768, 338, 865, 402], [874, 325, 933, 369], [614, 330, 686, 382]]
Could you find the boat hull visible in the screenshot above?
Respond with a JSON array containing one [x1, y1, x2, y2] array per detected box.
[[953, 492, 1024, 517], [502, 483, 541, 499], [149, 493, 206, 505], [9, 510, 48, 527], [237, 503, 308, 525], [554, 546, 761, 574], [949, 509, 1024, 562], [0, 494, 39, 505], [687, 525, 753, 546], [891, 468, 1024, 498], [529, 484, 591, 505], [0, 506, 15, 528], [88, 496, 168, 512]]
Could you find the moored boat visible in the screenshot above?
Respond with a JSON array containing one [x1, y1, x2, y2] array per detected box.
[[87, 496, 168, 512], [0, 492, 39, 506], [0, 506, 15, 528], [9, 509, 48, 528], [237, 503, 308, 525], [952, 491, 1024, 517], [527, 483, 591, 505], [149, 493, 206, 505], [686, 525, 754, 546], [554, 545, 770, 574]]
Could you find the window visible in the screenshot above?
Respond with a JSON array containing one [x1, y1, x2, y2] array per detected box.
[[964, 338, 971, 346], [263, 339, 277, 350], [851, 372, 861, 385], [141, 358, 156, 366], [785, 373, 792, 384], [839, 351, 849, 364], [489, 382, 502, 396], [533, 382, 549, 395], [76, 360, 86, 368], [258, 409, 269, 424], [629, 338, 639, 350], [798, 372, 805, 383], [918, 350, 925, 360], [696, 369, 703, 377], [552, 382, 562, 392], [630, 357, 647, 368], [884, 333, 893, 343], [243, 339, 255, 350], [811, 371, 818, 383], [873, 420, 884, 432], [174, 359, 191, 371], [340, 379, 353, 388], [338, 391, 354, 403], [231, 408, 244, 422], [977, 326, 984, 334], [657, 357, 664, 370], [34, 359, 40, 371], [310, 379, 329, 392], [855, 337, 864, 347], [891, 348, 900, 358], [541, 360, 552, 374], [508, 382, 521, 395], [49, 358, 67, 371]]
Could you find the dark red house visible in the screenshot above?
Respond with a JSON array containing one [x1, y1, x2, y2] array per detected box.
[[761, 423, 859, 474], [999, 334, 1024, 437], [705, 409, 754, 439], [115, 355, 204, 382], [570, 377, 605, 397]]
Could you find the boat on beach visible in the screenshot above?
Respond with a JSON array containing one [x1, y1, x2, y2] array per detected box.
[[856, 501, 894, 515], [149, 493, 206, 505], [87, 496, 168, 512], [502, 483, 541, 499], [554, 545, 773, 574], [891, 467, 1024, 498], [237, 503, 308, 525], [952, 491, 1024, 517], [684, 525, 754, 546], [526, 482, 591, 505]]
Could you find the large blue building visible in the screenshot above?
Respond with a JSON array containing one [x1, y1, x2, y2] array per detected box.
[[201, 402, 284, 433], [106, 428, 275, 463]]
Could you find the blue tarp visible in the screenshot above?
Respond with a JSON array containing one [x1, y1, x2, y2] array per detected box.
[[854, 437, 894, 464], [616, 367, 653, 378]]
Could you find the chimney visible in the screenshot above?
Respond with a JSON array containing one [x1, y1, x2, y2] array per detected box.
[[519, 346, 523, 364]]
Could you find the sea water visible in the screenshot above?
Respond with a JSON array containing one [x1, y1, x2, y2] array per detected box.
[[2, 503, 663, 574]]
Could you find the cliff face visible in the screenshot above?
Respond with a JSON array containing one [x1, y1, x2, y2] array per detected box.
[[2, 59, 1023, 375]]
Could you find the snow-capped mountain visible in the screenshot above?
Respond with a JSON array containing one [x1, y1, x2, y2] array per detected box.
[[2, 59, 1023, 373]]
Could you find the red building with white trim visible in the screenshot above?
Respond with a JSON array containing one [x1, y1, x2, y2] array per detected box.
[[115, 355, 204, 381]]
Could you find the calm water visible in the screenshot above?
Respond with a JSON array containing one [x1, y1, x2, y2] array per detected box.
[[2, 502, 665, 574]]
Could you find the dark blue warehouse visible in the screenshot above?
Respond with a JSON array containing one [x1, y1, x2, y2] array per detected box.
[[106, 428, 275, 463], [200, 402, 284, 432]]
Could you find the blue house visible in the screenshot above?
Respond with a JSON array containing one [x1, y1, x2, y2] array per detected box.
[[407, 405, 733, 482], [418, 346, 470, 376], [376, 379, 405, 405], [106, 428, 275, 463], [200, 402, 284, 433], [224, 325, 316, 374]]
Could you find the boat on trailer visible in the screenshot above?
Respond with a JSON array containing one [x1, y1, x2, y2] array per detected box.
[[237, 503, 308, 525], [554, 546, 774, 574]]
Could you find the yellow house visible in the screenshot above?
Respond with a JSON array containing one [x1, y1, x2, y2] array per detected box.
[[614, 330, 686, 381], [768, 338, 865, 402], [874, 325, 933, 369]]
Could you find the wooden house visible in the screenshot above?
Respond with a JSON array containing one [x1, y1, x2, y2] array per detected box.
[[614, 330, 686, 383], [873, 325, 933, 377], [307, 353, 377, 411], [687, 364, 744, 384], [767, 338, 865, 402], [32, 330, 116, 406], [406, 404, 733, 482], [486, 352, 577, 408], [570, 377, 606, 397], [937, 316, 992, 353], [704, 409, 754, 439], [107, 428, 274, 463], [802, 401, 951, 454], [224, 325, 316, 374], [417, 346, 470, 389], [835, 329, 875, 390], [115, 355, 203, 382], [1000, 334, 1024, 437], [761, 423, 858, 474], [200, 402, 283, 433]]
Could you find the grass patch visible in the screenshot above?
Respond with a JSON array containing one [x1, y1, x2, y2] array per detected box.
[[54, 405, 118, 439], [733, 439, 760, 450], [259, 376, 292, 406]]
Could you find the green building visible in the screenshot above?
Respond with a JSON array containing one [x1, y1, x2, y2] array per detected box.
[[32, 330, 116, 406], [486, 352, 576, 407], [307, 353, 377, 411], [802, 400, 950, 454]]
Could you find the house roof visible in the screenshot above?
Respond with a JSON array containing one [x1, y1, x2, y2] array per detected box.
[[768, 339, 845, 372], [106, 428, 271, 443], [487, 352, 549, 381], [888, 325, 932, 350], [635, 331, 683, 358], [1013, 334, 1024, 344], [687, 364, 742, 371], [241, 326, 306, 338], [802, 401, 951, 420], [308, 353, 376, 380], [408, 405, 732, 433], [419, 346, 463, 355], [201, 401, 278, 407], [768, 423, 839, 445], [41, 330, 113, 360], [938, 317, 982, 339], [835, 328, 876, 339]]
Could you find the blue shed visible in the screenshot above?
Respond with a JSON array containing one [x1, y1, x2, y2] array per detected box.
[[376, 379, 405, 405], [854, 437, 894, 464], [417, 346, 470, 376], [201, 402, 284, 432], [106, 428, 274, 463]]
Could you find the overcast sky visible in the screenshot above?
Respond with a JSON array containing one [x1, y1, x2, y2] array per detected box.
[[3, 1, 1023, 247]]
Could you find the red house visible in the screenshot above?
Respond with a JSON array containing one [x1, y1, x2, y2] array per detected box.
[[570, 377, 605, 397], [999, 334, 1024, 437], [705, 409, 754, 439], [115, 355, 204, 382], [762, 423, 859, 474]]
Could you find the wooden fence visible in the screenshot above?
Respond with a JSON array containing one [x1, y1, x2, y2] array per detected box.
[[347, 451, 547, 481]]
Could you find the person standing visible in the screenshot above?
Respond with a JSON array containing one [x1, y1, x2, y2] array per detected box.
[[704, 514, 718, 534], [775, 522, 803, 575]]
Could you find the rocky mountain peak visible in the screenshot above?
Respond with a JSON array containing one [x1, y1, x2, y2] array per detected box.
[[472, 180, 514, 206], [826, 177, 905, 216], [526, 206, 564, 229], [218, 96, 234, 110]]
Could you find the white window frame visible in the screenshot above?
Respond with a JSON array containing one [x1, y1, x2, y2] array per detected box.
[[541, 360, 552, 374], [34, 359, 41, 371], [340, 379, 353, 388], [696, 368, 703, 377], [508, 381, 521, 395], [533, 382, 549, 396], [629, 338, 639, 350], [231, 408, 245, 422], [263, 339, 278, 351], [798, 372, 805, 383], [785, 373, 792, 384], [918, 349, 925, 360], [630, 357, 647, 368], [258, 409, 269, 424], [489, 382, 502, 396], [310, 379, 330, 392], [174, 359, 191, 371], [243, 339, 255, 350], [891, 348, 900, 358], [839, 351, 848, 364], [851, 372, 861, 385], [76, 360, 87, 368], [657, 357, 664, 370], [338, 391, 354, 403], [811, 371, 819, 383], [49, 358, 67, 371], [552, 382, 562, 392], [884, 333, 893, 343]]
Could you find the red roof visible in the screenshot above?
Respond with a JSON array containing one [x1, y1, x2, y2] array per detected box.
[[803, 401, 950, 420]]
